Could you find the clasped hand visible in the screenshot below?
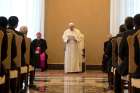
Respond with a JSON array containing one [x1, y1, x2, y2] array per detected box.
[[68, 36, 75, 40], [67, 36, 77, 43]]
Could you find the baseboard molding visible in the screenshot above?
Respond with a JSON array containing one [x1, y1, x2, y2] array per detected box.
[[86, 65, 102, 70], [47, 64, 64, 70], [47, 64, 102, 70]]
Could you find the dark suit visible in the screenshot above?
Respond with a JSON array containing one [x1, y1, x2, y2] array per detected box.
[[112, 36, 119, 67], [15, 30, 26, 66], [102, 39, 112, 72], [8, 28, 26, 93], [112, 34, 123, 93], [0, 27, 8, 76], [118, 30, 135, 76], [8, 28, 26, 67], [114, 30, 135, 93], [132, 29, 140, 78], [102, 38, 114, 88], [7, 28, 17, 69]]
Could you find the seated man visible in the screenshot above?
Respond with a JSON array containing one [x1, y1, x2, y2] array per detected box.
[[102, 35, 113, 89], [0, 16, 8, 76], [118, 17, 134, 76], [102, 35, 112, 73], [0, 16, 8, 93], [8, 16, 26, 93], [8, 16, 26, 66], [133, 14, 140, 78], [115, 17, 134, 93], [131, 14, 140, 92], [20, 26, 28, 36]]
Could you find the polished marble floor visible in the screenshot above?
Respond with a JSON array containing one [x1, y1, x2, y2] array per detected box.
[[27, 70, 118, 93]]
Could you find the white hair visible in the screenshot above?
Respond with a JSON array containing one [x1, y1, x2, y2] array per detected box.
[[20, 26, 28, 35]]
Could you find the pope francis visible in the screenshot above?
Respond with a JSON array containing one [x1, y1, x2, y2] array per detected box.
[[63, 23, 84, 73]]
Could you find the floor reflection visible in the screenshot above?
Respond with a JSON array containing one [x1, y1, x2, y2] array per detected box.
[[29, 70, 114, 93], [64, 77, 84, 93]]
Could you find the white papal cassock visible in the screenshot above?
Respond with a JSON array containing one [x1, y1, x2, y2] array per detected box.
[[63, 28, 82, 73]]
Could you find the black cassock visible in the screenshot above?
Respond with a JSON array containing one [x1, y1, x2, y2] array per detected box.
[[31, 39, 48, 70]]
